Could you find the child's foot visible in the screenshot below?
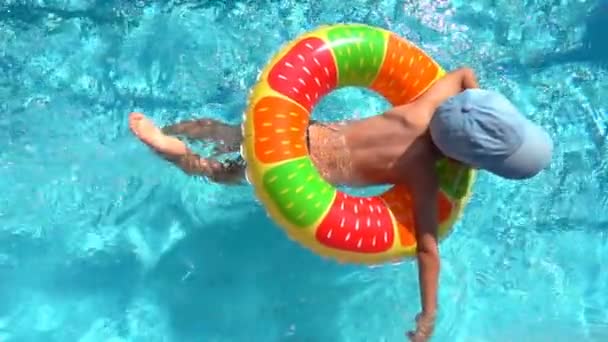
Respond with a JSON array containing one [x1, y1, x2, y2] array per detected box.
[[129, 112, 189, 157]]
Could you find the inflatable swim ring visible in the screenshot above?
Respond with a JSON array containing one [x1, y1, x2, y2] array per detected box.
[[241, 24, 475, 264]]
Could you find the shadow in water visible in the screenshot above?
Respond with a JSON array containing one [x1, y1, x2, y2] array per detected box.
[[530, 1, 608, 68], [144, 205, 364, 341], [487, 1, 608, 73]]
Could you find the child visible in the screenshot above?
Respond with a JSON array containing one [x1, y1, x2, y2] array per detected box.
[[129, 67, 552, 341]]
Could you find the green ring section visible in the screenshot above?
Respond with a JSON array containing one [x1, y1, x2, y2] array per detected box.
[[326, 25, 387, 87], [263, 158, 336, 228], [435, 159, 473, 200]]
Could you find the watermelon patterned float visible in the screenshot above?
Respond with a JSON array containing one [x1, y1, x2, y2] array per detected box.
[[240, 24, 476, 264]]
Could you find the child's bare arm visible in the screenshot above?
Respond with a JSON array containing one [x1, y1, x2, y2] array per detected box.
[[417, 67, 479, 110], [406, 166, 440, 341]]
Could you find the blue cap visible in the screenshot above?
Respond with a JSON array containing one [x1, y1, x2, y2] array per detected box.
[[429, 89, 553, 179]]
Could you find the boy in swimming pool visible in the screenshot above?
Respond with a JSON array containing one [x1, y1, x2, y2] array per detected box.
[[129, 67, 552, 341]]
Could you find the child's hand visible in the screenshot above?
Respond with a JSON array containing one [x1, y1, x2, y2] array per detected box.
[[406, 312, 436, 342]]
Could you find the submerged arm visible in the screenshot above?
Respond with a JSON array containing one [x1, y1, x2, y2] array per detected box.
[[407, 168, 440, 341]]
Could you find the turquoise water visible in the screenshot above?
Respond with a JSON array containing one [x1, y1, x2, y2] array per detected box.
[[1, 0, 607, 341]]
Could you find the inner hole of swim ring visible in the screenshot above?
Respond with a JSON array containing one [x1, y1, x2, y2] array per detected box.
[[310, 86, 392, 197]]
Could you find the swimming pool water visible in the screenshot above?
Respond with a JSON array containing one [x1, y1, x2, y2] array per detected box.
[[1, 0, 607, 341]]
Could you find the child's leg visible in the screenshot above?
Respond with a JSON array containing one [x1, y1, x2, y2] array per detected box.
[[128, 112, 245, 184], [174, 152, 245, 184], [161, 118, 242, 154]]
